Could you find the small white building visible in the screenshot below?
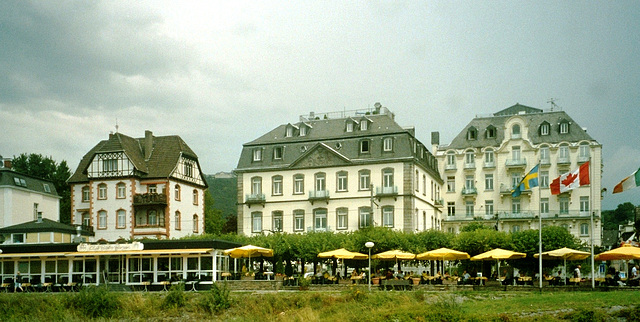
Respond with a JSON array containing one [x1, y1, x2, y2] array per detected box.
[[68, 130, 208, 241], [0, 168, 60, 229]]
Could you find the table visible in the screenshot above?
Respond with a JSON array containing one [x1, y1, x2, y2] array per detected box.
[[264, 272, 274, 280]]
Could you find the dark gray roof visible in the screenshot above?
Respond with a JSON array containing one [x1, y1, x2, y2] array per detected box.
[[443, 103, 596, 150], [68, 132, 206, 187], [0, 218, 93, 236], [236, 113, 442, 182], [0, 169, 59, 197]]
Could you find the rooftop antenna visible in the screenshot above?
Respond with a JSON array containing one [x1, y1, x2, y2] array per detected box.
[[547, 98, 560, 111], [115, 118, 119, 133]]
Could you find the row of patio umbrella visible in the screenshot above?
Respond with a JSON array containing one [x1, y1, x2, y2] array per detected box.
[[222, 244, 640, 263]]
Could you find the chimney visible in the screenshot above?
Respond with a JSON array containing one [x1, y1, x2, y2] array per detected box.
[[144, 130, 153, 160], [431, 131, 440, 145], [374, 102, 382, 114]]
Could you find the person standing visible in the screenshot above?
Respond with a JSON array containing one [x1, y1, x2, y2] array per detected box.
[[14, 271, 23, 293]]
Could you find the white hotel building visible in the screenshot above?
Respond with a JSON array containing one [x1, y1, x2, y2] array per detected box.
[[433, 104, 602, 245], [235, 104, 443, 235]]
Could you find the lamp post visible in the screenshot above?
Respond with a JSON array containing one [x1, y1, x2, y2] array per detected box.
[[365, 241, 374, 291]]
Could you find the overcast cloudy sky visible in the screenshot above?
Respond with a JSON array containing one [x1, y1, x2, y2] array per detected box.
[[2, 1, 639, 210]]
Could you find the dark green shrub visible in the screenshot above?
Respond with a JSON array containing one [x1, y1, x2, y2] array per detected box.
[[163, 283, 187, 309], [562, 308, 607, 322], [618, 305, 640, 321], [72, 286, 121, 319], [199, 282, 231, 314]]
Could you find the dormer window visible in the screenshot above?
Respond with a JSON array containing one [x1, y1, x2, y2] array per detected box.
[[273, 146, 283, 160], [300, 126, 307, 136], [540, 122, 550, 136], [486, 126, 496, 139], [360, 120, 368, 131], [383, 137, 393, 152], [360, 140, 370, 153], [253, 148, 262, 161], [467, 127, 477, 140], [560, 122, 569, 134], [346, 122, 354, 132], [286, 126, 293, 137], [43, 183, 51, 193]]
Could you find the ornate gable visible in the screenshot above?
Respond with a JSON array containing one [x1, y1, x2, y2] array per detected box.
[[289, 143, 351, 169]]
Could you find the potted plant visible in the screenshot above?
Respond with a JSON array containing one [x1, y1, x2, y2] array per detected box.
[[412, 275, 421, 285], [298, 276, 311, 290]]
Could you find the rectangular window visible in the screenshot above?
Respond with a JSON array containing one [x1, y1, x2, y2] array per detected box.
[[485, 174, 494, 190], [359, 208, 371, 228], [540, 171, 549, 188], [98, 184, 107, 200], [541, 124, 550, 136], [98, 211, 107, 229], [346, 122, 353, 132], [447, 202, 455, 217], [300, 126, 306, 136], [337, 172, 348, 192], [117, 184, 126, 199], [183, 162, 193, 178], [337, 208, 348, 230], [512, 199, 521, 214], [382, 207, 394, 227], [82, 187, 90, 202], [559, 146, 570, 160], [294, 175, 304, 194], [359, 171, 370, 190], [315, 173, 326, 191], [273, 211, 283, 232], [383, 169, 394, 188], [465, 151, 475, 165], [361, 120, 368, 130], [294, 210, 305, 231], [43, 183, 51, 193], [465, 201, 474, 217], [560, 197, 569, 214], [252, 212, 262, 233], [273, 147, 283, 160], [117, 210, 126, 228], [447, 153, 456, 166], [512, 146, 521, 161], [251, 177, 262, 195], [560, 123, 569, 134], [579, 145, 590, 159], [148, 184, 157, 194], [272, 176, 283, 196], [580, 223, 589, 236], [511, 173, 521, 189], [485, 200, 494, 216], [485, 150, 494, 165], [383, 137, 393, 151], [465, 175, 475, 190], [540, 147, 550, 163], [103, 158, 118, 173], [175, 212, 181, 230], [447, 176, 455, 192], [314, 209, 327, 231], [580, 196, 589, 214], [360, 140, 370, 153], [253, 149, 262, 161], [540, 198, 549, 215]]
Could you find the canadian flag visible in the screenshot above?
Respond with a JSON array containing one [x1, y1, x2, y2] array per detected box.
[[550, 161, 590, 195]]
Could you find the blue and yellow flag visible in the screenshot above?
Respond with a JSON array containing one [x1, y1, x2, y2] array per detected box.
[[512, 164, 539, 197]]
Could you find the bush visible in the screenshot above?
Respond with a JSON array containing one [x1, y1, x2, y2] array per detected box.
[[562, 308, 607, 322], [71, 286, 121, 319], [199, 282, 231, 314], [163, 283, 187, 309], [618, 305, 640, 321]]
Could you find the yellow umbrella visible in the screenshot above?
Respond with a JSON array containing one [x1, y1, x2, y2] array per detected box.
[[470, 248, 526, 261], [417, 248, 470, 261], [534, 247, 590, 283], [223, 244, 274, 259], [372, 249, 416, 260], [318, 248, 368, 260], [595, 244, 640, 261], [470, 248, 526, 282]]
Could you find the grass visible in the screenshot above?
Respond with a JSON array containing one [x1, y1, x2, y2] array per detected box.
[[0, 287, 639, 321]]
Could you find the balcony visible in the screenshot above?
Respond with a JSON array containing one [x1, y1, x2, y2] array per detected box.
[[376, 186, 398, 199], [496, 211, 536, 220], [445, 164, 457, 171], [461, 187, 477, 195], [557, 156, 571, 165], [434, 199, 444, 208], [133, 193, 167, 206], [245, 193, 266, 206], [307, 225, 333, 232], [464, 162, 476, 170], [308, 190, 330, 204], [577, 155, 590, 163], [483, 161, 495, 169], [505, 158, 527, 169], [540, 158, 551, 167], [499, 184, 530, 197]]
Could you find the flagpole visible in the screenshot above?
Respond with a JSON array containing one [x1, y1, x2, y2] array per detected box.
[[538, 161, 543, 289], [589, 157, 595, 289]]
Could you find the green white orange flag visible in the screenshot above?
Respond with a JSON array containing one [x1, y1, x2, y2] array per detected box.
[[613, 166, 640, 194]]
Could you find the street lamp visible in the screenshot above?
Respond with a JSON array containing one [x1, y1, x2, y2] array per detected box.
[[365, 241, 374, 291]]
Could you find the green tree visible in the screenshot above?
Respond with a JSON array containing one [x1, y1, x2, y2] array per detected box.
[[12, 153, 71, 223], [460, 222, 494, 232], [510, 226, 583, 273], [204, 190, 225, 235]]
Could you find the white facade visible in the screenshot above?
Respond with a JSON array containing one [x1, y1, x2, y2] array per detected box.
[[0, 170, 59, 228], [236, 106, 443, 235], [435, 105, 603, 246]]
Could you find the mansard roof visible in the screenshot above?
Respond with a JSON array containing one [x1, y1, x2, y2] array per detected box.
[[444, 104, 596, 150], [0, 169, 59, 197], [68, 131, 204, 185]]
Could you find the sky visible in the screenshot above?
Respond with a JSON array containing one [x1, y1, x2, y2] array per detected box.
[[1, 0, 639, 211]]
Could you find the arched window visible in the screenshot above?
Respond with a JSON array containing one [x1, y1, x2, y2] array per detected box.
[[82, 186, 90, 202], [175, 211, 181, 230], [98, 183, 107, 200], [512, 124, 521, 138], [193, 214, 199, 233], [193, 190, 199, 205], [174, 184, 181, 201], [98, 210, 107, 229], [116, 209, 126, 228], [116, 182, 126, 199]]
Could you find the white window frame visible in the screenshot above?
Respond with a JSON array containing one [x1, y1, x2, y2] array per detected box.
[[252, 212, 262, 233], [485, 174, 494, 190], [314, 209, 327, 231], [337, 208, 348, 230], [465, 201, 474, 217], [383, 137, 393, 151], [117, 209, 126, 229], [294, 210, 305, 231], [253, 149, 262, 161], [272, 176, 283, 196], [272, 211, 283, 232], [294, 175, 304, 194], [447, 176, 455, 192], [485, 200, 494, 216], [359, 170, 370, 191], [540, 198, 549, 215], [382, 207, 394, 227], [98, 211, 107, 229], [337, 172, 348, 192]]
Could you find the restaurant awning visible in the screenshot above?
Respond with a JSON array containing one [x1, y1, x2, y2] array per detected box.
[[0, 252, 67, 258], [65, 248, 214, 257]]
